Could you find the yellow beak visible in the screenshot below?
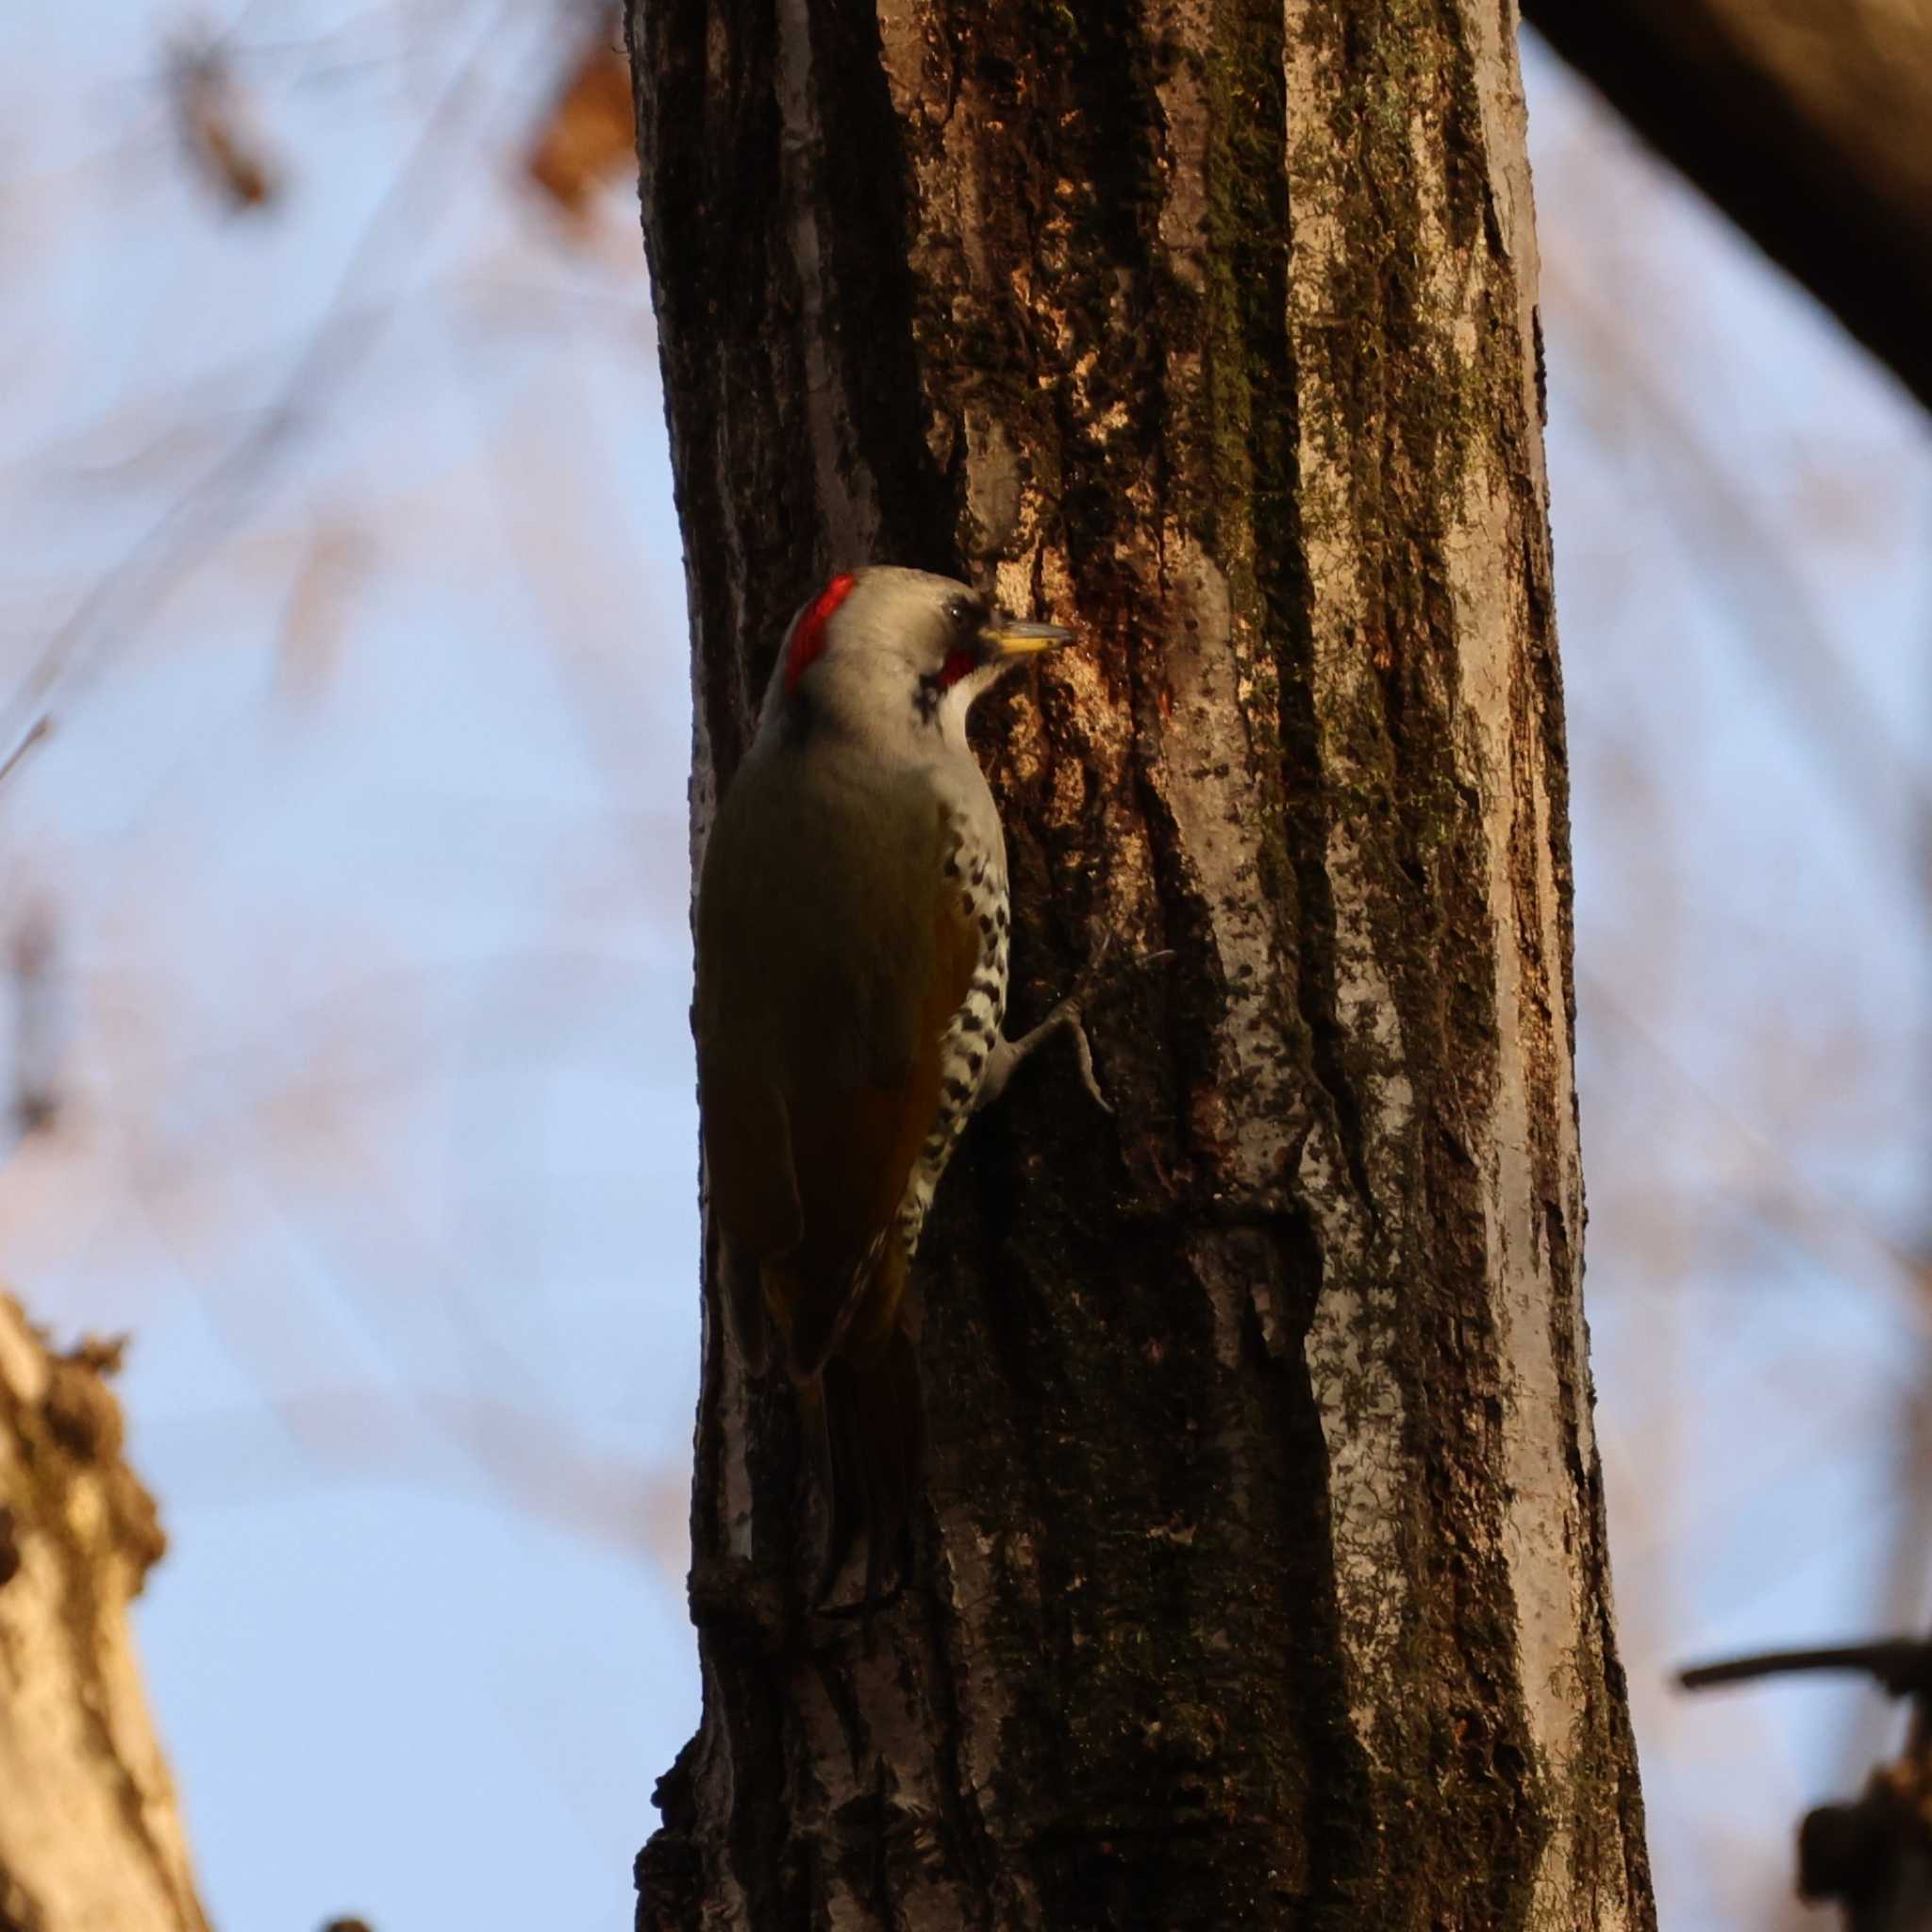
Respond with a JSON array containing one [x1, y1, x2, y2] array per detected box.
[[983, 617, 1074, 658]]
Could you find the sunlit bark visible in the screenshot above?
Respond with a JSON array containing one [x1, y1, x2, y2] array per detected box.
[[0, 1295, 209, 1932], [630, 2, 1655, 1924]]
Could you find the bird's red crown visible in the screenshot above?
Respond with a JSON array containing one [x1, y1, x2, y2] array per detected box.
[[785, 573, 858, 694]]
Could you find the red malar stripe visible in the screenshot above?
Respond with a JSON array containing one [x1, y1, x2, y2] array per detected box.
[[785, 573, 858, 694]]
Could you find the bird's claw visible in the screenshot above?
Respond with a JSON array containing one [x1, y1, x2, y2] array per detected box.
[[978, 935, 1171, 1117], [1064, 1004, 1111, 1114]]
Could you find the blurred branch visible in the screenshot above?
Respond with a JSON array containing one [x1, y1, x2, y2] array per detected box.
[[1682, 1640, 1932, 1702], [10, 901, 63, 1140], [273, 522, 371, 697], [1682, 1636, 1932, 1928], [167, 35, 282, 211], [524, 9, 632, 220], [0, 716, 51, 790], [0, 0, 519, 756], [1525, 0, 1932, 413]]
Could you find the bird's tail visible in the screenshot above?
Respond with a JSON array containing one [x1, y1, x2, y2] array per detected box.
[[800, 1320, 925, 1603]]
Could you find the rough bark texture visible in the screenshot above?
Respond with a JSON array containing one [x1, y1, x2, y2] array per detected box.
[[0, 1295, 210, 1932], [631, 1, 1654, 1925], [1525, 0, 1932, 413]]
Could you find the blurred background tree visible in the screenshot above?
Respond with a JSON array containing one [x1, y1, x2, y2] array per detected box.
[[0, 3, 1925, 1927]]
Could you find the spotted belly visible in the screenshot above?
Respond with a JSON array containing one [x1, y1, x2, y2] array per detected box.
[[896, 830, 1009, 1255]]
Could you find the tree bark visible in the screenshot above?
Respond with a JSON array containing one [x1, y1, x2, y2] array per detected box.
[[0, 1295, 210, 1932], [1524, 0, 1932, 414], [630, 2, 1655, 1925]]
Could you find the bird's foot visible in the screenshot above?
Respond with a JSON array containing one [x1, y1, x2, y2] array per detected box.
[[975, 937, 1172, 1116]]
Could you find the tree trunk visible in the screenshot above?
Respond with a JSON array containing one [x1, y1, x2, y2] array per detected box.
[[1524, 0, 1932, 414], [0, 1295, 210, 1932], [630, 2, 1655, 1925]]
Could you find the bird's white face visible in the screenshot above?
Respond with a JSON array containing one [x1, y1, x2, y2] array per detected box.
[[763, 566, 1070, 758]]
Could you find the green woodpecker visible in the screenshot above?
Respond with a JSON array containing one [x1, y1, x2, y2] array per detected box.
[[693, 566, 1092, 1582]]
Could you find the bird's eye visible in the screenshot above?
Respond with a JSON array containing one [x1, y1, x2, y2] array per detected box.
[[946, 596, 972, 628]]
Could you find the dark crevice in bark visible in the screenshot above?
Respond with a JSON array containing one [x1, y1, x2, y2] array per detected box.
[[809, 4, 957, 574], [1520, 523, 1578, 1064], [1245, 1221, 1379, 1924], [689, 1223, 726, 1581], [1435, 0, 1496, 258], [914, 1587, 1002, 1927], [1216, 0, 1373, 1224], [1406, 1185, 1550, 1922], [724, 1653, 786, 1916]]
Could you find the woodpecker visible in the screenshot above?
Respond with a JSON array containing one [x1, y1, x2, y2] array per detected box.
[[693, 566, 1093, 1585]]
